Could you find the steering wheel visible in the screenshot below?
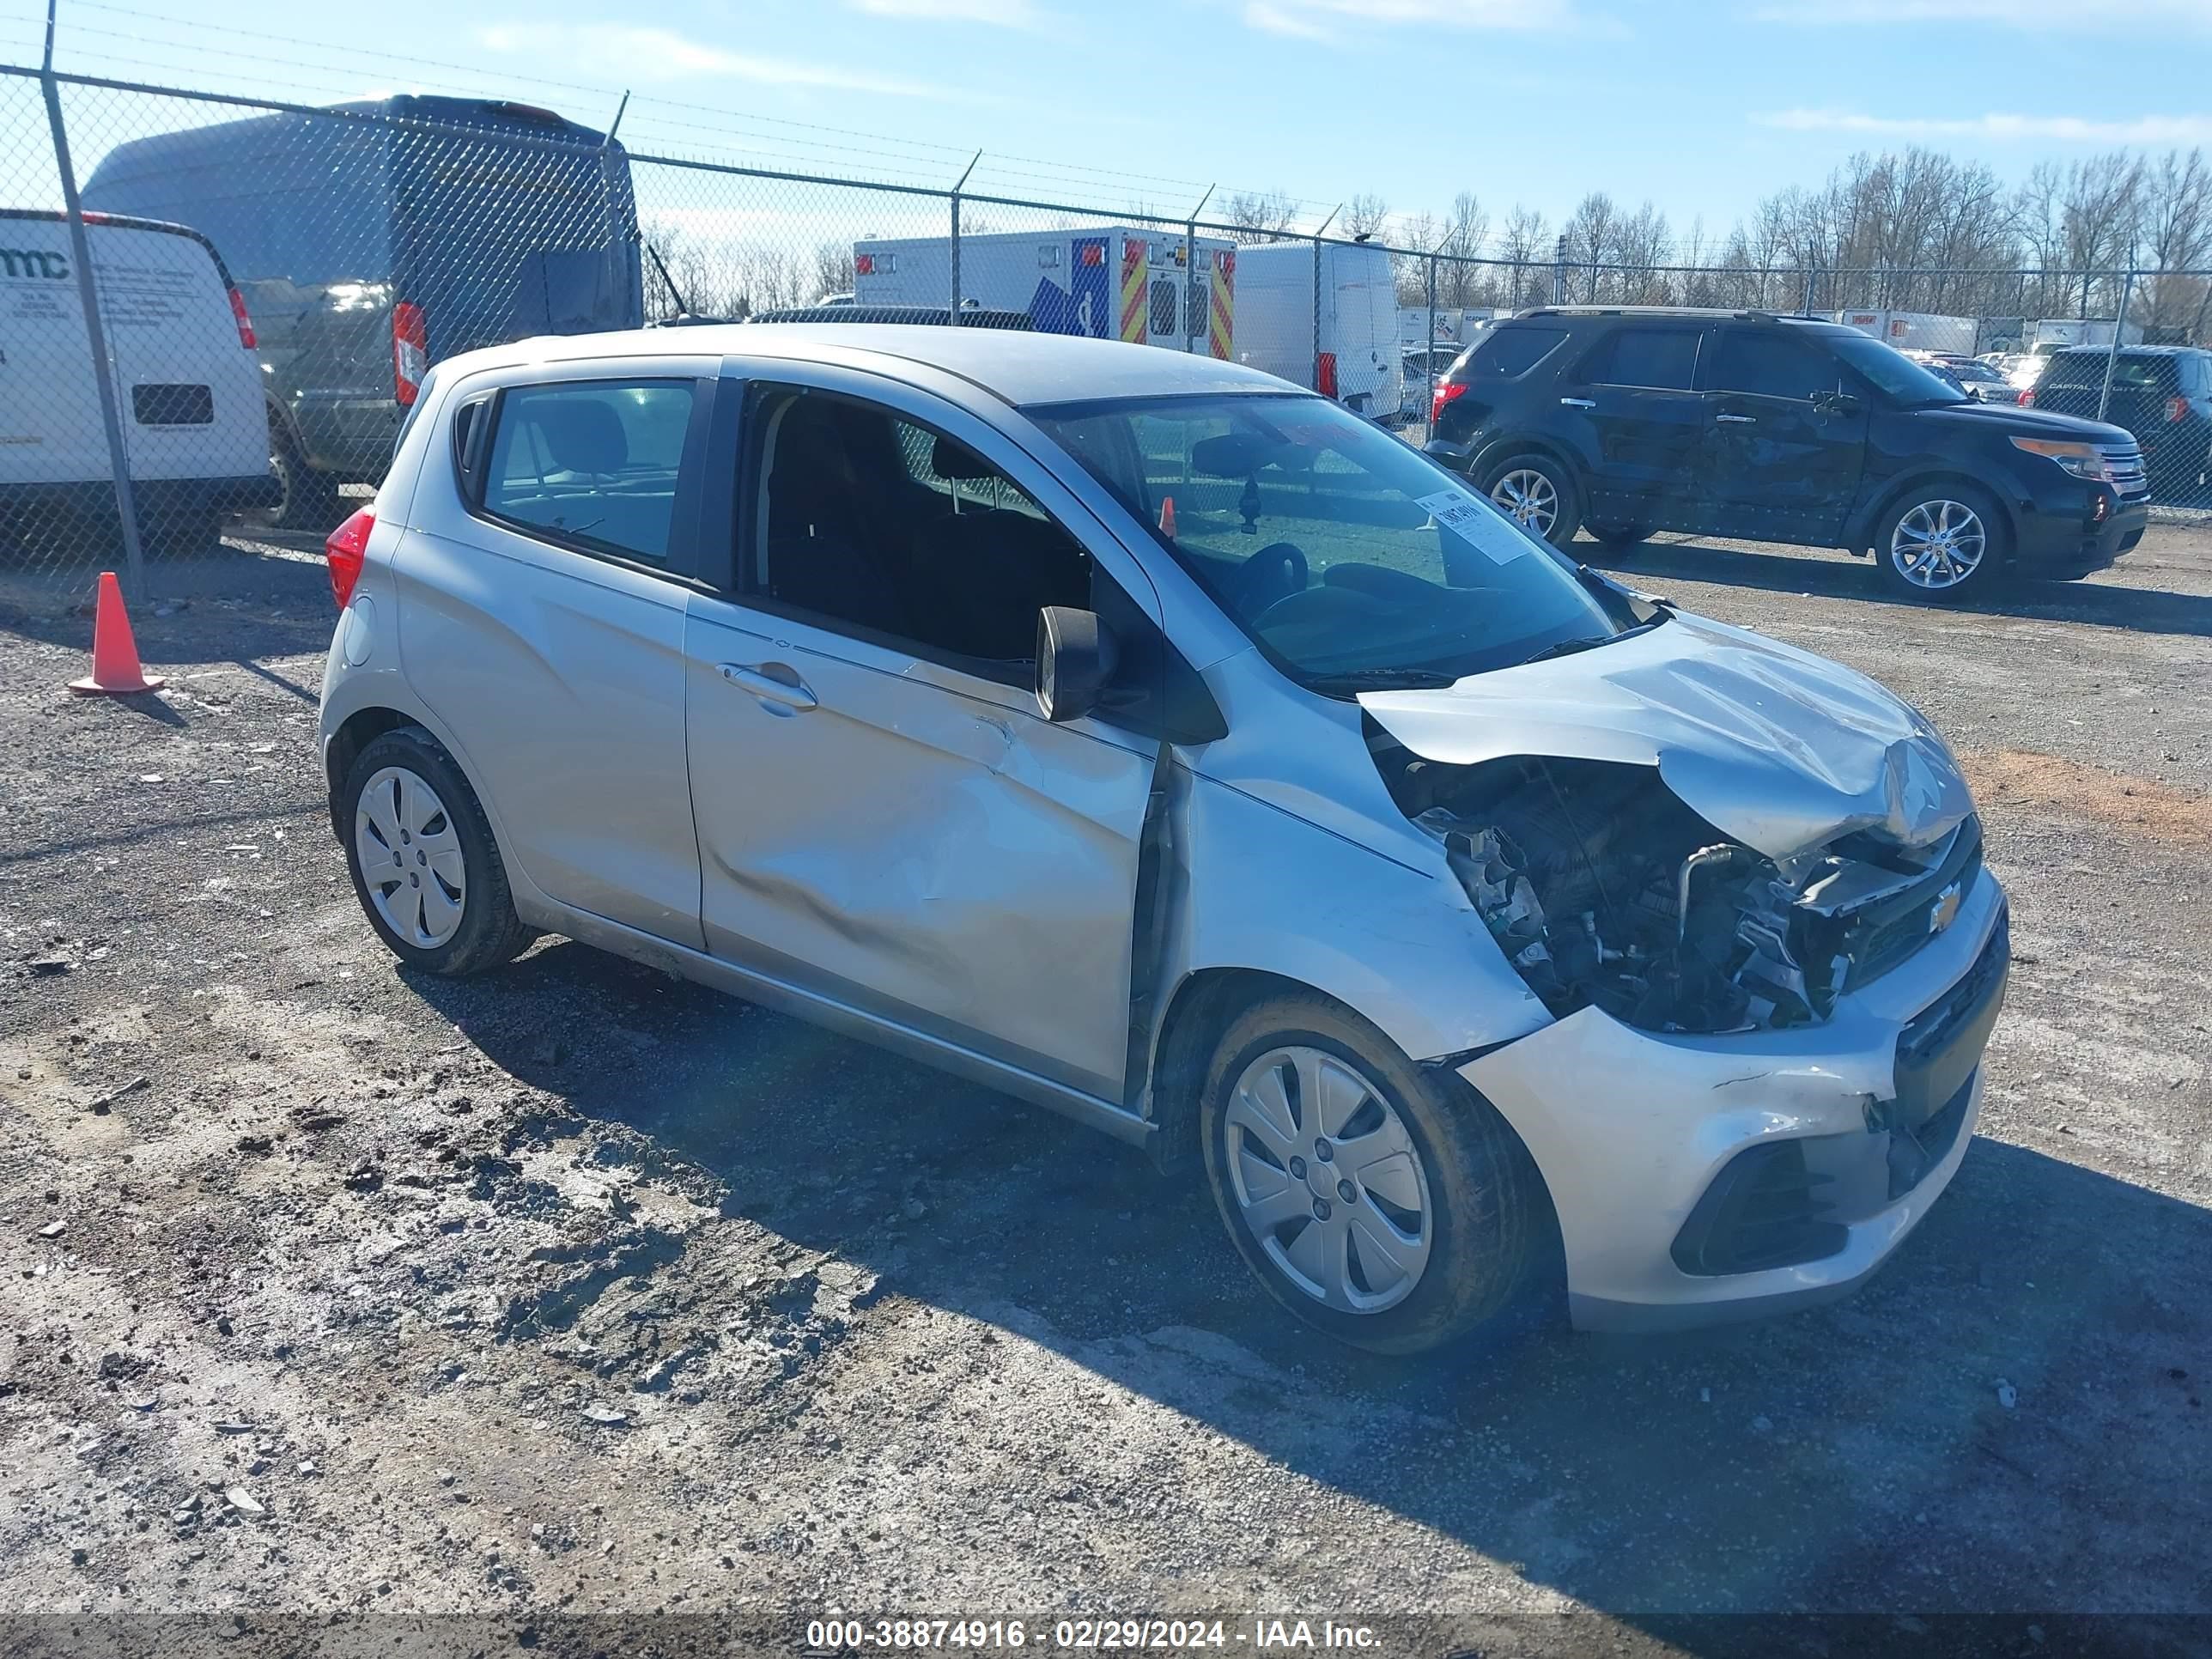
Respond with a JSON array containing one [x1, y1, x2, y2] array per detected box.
[[1233, 541, 1309, 616]]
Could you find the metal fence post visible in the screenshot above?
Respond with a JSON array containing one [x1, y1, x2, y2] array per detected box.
[[949, 150, 978, 326], [1552, 234, 1567, 305], [2097, 268, 2136, 424], [1311, 204, 1340, 397], [1425, 252, 1438, 424], [40, 11, 146, 601], [1184, 185, 1212, 355]]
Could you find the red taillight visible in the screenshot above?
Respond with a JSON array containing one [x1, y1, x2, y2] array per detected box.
[[1431, 380, 1468, 425], [392, 301, 428, 407], [2018, 388, 2034, 408], [2166, 395, 2187, 423], [1316, 351, 1338, 398], [325, 506, 373, 610], [227, 285, 256, 349]]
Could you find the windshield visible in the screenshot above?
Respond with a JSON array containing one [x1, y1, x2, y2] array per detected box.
[[1029, 392, 1628, 690], [1830, 334, 1967, 404]]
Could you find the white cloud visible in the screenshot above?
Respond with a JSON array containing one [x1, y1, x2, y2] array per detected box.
[[846, 0, 1042, 26], [1747, 0, 2208, 27], [1237, 0, 1601, 38], [473, 23, 973, 101], [1755, 108, 2212, 146]]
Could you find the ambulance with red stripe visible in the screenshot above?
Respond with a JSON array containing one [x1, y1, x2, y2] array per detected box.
[[852, 228, 1237, 360]]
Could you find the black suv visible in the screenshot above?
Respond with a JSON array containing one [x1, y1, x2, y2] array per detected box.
[[1425, 307, 2150, 599], [2024, 345, 2212, 507]]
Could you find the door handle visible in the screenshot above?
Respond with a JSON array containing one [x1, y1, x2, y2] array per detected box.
[[1559, 397, 1596, 409], [719, 662, 817, 712], [1714, 413, 1756, 424]]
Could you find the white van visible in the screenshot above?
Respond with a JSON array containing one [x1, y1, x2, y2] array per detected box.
[[0, 210, 274, 551], [1231, 241, 1401, 422]]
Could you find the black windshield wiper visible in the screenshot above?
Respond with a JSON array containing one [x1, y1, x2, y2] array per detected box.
[[1512, 635, 1615, 667], [1298, 667, 1461, 694]]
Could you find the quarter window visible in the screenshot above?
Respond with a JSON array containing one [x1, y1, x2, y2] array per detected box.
[[483, 380, 696, 565], [1582, 328, 1700, 391]]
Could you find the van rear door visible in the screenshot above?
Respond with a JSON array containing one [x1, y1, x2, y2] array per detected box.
[[1323, 244, 1400, 422], [388, 101, 643, 363]]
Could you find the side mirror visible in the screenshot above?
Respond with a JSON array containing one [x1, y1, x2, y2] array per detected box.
[[1036, 606, 1118, 723]]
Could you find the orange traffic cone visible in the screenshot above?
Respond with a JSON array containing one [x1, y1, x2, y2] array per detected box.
[[69, 571, 165, 696], [1158, 495, 1177, 538]]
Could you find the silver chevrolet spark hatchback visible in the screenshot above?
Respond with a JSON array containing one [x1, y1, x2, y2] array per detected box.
[[318, 325, 2008, 1353]]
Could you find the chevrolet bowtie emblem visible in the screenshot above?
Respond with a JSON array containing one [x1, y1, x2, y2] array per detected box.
[[1929, 881, 1962, 935]]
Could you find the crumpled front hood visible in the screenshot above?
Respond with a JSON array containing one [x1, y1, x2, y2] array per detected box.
[[1359, 611, 1972, 860]]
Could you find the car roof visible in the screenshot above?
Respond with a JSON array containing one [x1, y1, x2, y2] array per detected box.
[[1510, 306, 1844, 330], [438, 323, 1296, 407]]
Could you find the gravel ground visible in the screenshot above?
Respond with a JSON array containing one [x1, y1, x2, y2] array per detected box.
[[0, 526, 2207, 1654]]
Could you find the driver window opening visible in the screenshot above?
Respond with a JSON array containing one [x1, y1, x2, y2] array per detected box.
[[749, 387, 1092, 671]]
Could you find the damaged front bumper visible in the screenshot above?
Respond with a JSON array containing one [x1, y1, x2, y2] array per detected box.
[[1461, 865, 2008, 1333]]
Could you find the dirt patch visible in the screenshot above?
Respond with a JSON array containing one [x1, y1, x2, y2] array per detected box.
[[1960, 748, 2210, 844]]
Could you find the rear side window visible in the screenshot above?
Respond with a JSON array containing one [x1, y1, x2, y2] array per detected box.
[[483, 380, 696, 566], [1467, 325, 1568, 378], [1705, 331, 1839, 401], [1581, 327, 1700, 391], [131, 383, 213, 426]]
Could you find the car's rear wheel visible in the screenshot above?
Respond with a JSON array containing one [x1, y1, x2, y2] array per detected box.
[[1480, 453, 1581, 550], [1200, 991, 1548, 1355], [342, 726, 536, 976], [1875, 483, 2008, 601], [260, 429, 344, 536]]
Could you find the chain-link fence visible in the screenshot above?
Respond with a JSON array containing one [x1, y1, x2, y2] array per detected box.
[[5, 59, 2209, 599]]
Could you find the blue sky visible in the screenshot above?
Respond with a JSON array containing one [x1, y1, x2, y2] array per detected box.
[[9, 0, 2211, 243]]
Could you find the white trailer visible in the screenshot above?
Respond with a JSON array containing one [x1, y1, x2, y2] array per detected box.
[[1833, 309, 1978, 356], [852, 226, 1237, 356], [1232, 240, 1401, 421]]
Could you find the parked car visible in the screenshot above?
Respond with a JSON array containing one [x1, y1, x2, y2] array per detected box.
[[318, 324, 2008, 1353], [1425, 307, 2148, 599], [1398, 343, 1468, 422], [1902, 350, 2021, 404], [0, 209, 275, 554], [2021, 345, 2212, 506], [83, 95, 643, 532]]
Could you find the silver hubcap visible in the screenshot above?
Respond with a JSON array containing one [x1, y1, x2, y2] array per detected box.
[[1490, 468, 1559, 536], [355, 765, 466, 949], [1225, 1046, 1434, 1315], [1890, 499, 1986, 590]]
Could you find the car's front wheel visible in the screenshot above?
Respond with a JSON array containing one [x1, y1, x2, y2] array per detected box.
[[342, 726, 537, 975], [1200, 992, 1548, 1355], [1875, 483, 2008, 601], [1480, 453, 1581, 550]]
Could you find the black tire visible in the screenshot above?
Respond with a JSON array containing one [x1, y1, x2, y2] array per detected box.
[[1478, 452, 1581, 550], [342, 726, 536, 976], [261, 428, 345, 536], [1199, 991, 1549, 1356], [1585, 522, 1650, 555], [1873, 482, 2010, 602]]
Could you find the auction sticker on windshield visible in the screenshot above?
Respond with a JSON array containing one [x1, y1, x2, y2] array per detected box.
[[1416, 489, 1530, 563]]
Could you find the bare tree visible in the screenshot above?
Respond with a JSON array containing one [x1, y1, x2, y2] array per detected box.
[[2141, 149, 2211, 331], [1221, 189, 1300, 244], [1438, 190, 1490, 307], [2058, 150, 2145, 316], [1562, 191, 1619, 301], [1497, 204, 1549, 309], [1344, 191, 1390, 240]]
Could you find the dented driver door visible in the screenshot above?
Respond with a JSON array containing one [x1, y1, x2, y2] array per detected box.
[[680, 366, 1163, 1105], [682, 599, 1155, 1103]]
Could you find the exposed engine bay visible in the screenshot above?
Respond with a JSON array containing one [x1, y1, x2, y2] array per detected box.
[[1369, 725, 1980, 1035]]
